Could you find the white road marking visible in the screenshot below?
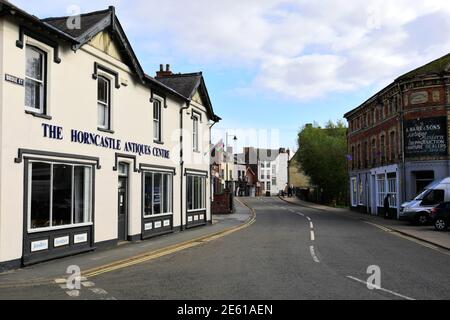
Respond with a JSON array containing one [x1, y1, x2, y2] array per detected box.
[[310, 246, 320, 263], [54, 278, 66, 284], [310, 222, 314, 229], [90, 288, 108, 295], [347, 276, 415, 300], [310, 231, 315, 241], [66, 290, 80, 297], [306, 216, 311, 222], [81, 281, 96, 288]]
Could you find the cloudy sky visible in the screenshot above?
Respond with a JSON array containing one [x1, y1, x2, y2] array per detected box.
[[10, 0, 450, 151]]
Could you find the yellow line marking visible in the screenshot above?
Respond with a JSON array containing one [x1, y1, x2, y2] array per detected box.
[[0, 204, 256, 288]]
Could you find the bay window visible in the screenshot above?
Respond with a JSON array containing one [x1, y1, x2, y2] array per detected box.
[[29, 162, 92, 231], [187, 175, 206, 211], [144, 171, 173, 216], [25, 45, 46, 113]]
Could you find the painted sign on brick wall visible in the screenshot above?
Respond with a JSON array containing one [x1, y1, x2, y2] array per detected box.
[[404, 117, 448, 157]]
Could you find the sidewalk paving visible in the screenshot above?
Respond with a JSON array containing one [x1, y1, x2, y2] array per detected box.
[[279, 196, 450, 251], [0, 201, 251, 286]]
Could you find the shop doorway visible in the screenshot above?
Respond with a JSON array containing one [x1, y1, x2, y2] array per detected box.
[[118, 162, 129, 241]]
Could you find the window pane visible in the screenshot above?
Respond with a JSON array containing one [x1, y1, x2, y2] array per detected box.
[[26, 47, 43, 80], [144, 173, 153, 216], [74, 166, 91, 224], [97, 77, 108, 104], [187, 176, 193, 210], [153, 120, 160, 141], [153, 101, 160, 120], [52, 164, 72, 226], [163, 174, 170, 213], [30, 163, 51, 229], [98, 104, 108, 127], [153, 173, 162, 214], [25, 79, 42, 110]]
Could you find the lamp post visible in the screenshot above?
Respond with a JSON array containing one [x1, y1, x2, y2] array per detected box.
[[225, 133, 237, 190]]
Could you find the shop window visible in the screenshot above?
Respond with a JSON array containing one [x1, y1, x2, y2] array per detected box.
[[359, 179, 364, 205], [377, 174, 386, 207], [29, 162, 92, 231], [25, 45, 46, 114], [187, 175, 206, 211], [351, 177, 358, 206], [153, 100, 162, 142], [143, 172, 173, 217], [193, 114, 199, 152], [97, 76, 111, 130], [387, 173, 397, 208], [414, 171, 435, 195]]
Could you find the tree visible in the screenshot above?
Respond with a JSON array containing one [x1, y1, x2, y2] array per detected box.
[[296, 121, 348, 205]]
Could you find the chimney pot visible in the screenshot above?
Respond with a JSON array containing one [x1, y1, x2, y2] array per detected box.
[[160, 64, 164, 72], [166, 64, 170, 72]]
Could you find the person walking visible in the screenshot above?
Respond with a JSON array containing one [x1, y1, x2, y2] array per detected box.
[[384, 194, 391, 219]]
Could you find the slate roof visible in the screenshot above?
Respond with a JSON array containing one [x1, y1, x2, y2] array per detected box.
[[396, 52, 450, 81], [42, 8, 111, 39], [157, 73, 220, 121], [156, 73, 203, 100]]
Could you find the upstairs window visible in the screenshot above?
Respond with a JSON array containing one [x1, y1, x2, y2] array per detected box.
[[97, 76, 110, 130], [25, 46, 46, 113], [153, 100, 162, 142], [193, 114, 199, 152]]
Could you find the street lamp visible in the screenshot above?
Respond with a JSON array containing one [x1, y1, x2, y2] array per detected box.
[[225, 133, 237, 189]]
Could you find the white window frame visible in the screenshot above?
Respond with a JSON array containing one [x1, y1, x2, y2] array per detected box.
[[193, 114, 200, 152], [388, 176, 397, 208], [143, 170, 173, 218], [25, 45, 46, 114], [377, 174, 386, 207], [153, 99, 162, 142], [97, 75, 111, 130], [27, 161, 93, 234], [187, 174, 207, 213]]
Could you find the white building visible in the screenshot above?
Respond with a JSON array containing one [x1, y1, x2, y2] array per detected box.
[[0, 3, 220, 270], [257, 149, 289, 195]]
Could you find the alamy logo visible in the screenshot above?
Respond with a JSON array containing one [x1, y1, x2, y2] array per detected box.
[[66, 265, 82, 290], [367, 265, 381, 290], [66, 5, 81, 30]]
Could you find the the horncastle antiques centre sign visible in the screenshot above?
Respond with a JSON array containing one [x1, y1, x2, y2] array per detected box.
[[404, 117, 448, 157]]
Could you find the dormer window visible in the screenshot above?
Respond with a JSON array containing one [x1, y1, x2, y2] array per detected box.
[[97, 76, 111, 130], [25, 45, 46, 114]]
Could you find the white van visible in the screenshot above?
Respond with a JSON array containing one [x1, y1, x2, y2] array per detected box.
[[400, 177, 450, 225]]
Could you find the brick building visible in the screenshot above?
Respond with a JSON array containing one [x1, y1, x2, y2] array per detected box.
[[344, 53, 450, 218]]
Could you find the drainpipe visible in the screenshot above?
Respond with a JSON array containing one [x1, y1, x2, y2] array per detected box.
[[209, 119, 219, 219], [180, 102, 190, 232]]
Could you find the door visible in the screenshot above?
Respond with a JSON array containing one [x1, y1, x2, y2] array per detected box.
[[118, 163, 129, 241]]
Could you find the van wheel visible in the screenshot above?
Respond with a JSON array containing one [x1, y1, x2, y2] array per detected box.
[[434, 219, 448, 231], [416, 213, 429, 226]]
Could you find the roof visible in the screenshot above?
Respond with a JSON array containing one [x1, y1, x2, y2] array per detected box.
[[42, 9, 111, 39], [157, 73, 220, 121], [345, 52, 450, 119]]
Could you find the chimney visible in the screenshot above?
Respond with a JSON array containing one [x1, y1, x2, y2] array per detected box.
[[156, 64, 173, 78]]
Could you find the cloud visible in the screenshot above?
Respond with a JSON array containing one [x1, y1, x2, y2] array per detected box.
[[10, 0, 450, 100]]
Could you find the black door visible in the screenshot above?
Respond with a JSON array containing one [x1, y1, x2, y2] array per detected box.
[[118, 176, 128, 241]]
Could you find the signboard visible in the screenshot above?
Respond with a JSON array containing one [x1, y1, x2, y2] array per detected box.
[[404, 117, 448, 157], [5, 74, 24, 86]]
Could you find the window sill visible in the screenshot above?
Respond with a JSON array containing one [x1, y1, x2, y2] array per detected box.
[[187, 209, 207, 213], [153, 140, 165, 145], [143, 213, 173, 219], [97, 127, 115, 134], [27, 222, 93, 234], [25, 110, 52, 120]]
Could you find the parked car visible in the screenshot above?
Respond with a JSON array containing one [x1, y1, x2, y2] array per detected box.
[[400, 178, 450, 225], [430, 202, 450, 231]]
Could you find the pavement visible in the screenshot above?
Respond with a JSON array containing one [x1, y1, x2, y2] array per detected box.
[[278, 196, 450, 251], [1, 196, 450, 300], [0, 200, 252, 288]]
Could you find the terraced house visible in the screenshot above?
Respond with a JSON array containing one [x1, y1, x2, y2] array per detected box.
[[0, 1, 220, 270], [344, 53, 450, 218]]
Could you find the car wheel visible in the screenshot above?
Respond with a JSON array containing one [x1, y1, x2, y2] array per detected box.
[[434, 219, 448, 231], [416, 213, 429, 226]]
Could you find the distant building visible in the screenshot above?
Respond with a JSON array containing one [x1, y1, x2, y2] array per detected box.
[[344, 52, 450, 218], [288, 149, 311, 190]]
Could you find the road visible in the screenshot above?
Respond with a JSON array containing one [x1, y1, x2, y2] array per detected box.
[[1, 197, 450, 300]]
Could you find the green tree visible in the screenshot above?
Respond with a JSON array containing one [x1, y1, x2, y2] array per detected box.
[[296, 121, 348, 205]]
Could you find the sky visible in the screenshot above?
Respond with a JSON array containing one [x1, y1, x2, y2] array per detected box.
[[10, 0, 450, 152]]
